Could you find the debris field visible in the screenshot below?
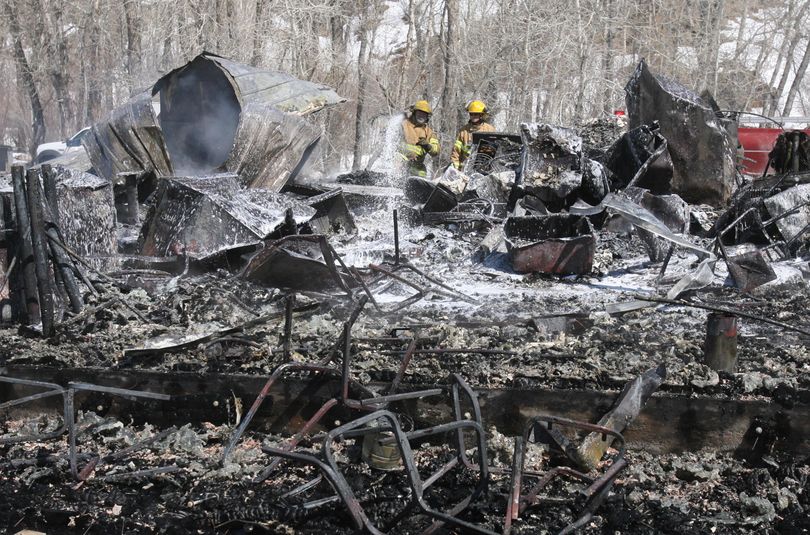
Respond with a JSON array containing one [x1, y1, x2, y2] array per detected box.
[[0, 56, 809, 534]]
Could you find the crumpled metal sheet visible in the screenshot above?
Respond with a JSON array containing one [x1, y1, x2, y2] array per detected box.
[[576, 364, 666, 470], [625, 187, 690, 262], [725, 250, 777, 293], [139, 175, 315, 260], [242, 246, 341, 292], [763, 183, 810, 242], [82, 91, 172, 182], [226, 103, 321, 190], [625, 60, 736, 205], [604, 123, 673, 193], [240, 235, 349, 292], [602, 192, 712, 258], [518, 123, 609, 207], [665, 257, 716, 300]]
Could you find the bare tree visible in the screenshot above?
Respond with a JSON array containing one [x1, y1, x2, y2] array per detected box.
[[3, 0, 46, 154], [783, 37, 810, 116]]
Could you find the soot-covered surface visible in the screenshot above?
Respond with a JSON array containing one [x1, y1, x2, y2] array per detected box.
[[1, 196, 809, 534]]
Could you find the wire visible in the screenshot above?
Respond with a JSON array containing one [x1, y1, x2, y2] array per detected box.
[[717, 110, 784, 129]]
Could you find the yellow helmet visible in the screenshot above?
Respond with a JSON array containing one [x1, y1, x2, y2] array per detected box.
[[413, 100, 432, 114], [467, 100, 487, 114]]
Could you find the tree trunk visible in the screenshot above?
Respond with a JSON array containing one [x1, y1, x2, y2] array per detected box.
[[710, 0, 725, 94], [782, 36, 810, 116], [352, 0, 371, 170], [52, 0, 73, 134], [124, 0, 142, 92], [85, 0, 103, 123], [161, 4, 174, 70], [769, 0, 810, 116], [765, 0, 797, 114], [31, 0, 72, 137], [4, 0, 46, 155], [395, 0, 415, 105], [602, 0, 615, 113], [252, 0, 266, 65], [439, 0, 458, 138], [573, 0, 587, 119]]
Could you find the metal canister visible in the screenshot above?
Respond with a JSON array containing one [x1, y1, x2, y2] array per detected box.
[[704, 313, 738, 372], [362, 430, 402, 471]]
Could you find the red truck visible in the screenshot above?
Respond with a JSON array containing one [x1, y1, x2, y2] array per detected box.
[[737, 119, 810, 175]]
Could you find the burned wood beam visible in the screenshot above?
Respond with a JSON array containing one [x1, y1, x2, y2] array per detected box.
[[11, 166, 40, 324], [25, 168, 55, 336], [575, 364, 665, 470]]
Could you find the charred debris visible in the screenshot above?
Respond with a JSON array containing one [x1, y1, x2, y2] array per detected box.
[[0, 56, 809, 534]]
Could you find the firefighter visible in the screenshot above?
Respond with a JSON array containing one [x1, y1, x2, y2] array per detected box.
[[398, 100, 440, 177], [451, 100, 495, 170]]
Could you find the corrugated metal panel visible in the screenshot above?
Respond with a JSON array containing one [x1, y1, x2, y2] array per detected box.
[[82, 91, 172, 182], [205, 54, 345, 115], [225, 102, 321, 190]]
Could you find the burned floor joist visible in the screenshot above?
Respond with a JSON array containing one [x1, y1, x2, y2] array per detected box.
[[3, 365, 810, 456]]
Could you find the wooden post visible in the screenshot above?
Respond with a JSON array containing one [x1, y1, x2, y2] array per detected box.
[[25, 168, 55, 336], [11, 165, 39, 324]]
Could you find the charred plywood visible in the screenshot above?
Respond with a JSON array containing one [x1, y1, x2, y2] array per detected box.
[[140, 175, 315, 261], [82, 92, 172, 182], [625, 60, 736, 206], [55, 168, 118, 270]]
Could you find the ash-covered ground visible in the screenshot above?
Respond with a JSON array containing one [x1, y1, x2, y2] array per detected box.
[[2, 210, 808, 399], [1, 205, 809, 534], [1, 413, 808, 534]]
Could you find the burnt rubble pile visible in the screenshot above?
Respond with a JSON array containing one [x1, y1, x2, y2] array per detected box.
[[1, 57, 810, 534]]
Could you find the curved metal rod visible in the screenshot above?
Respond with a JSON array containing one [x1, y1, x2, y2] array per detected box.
[[261, 445, 373, 533], [324, 409, 494, 535], [221, 362, 345, 463]]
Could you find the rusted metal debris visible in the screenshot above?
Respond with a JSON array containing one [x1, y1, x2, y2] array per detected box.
[[574, 365, 665, 471], [504, 214, 595, 275], [208, 296, 635, 534], [0, 376, 173, 482], [704, 313, 738, 372]]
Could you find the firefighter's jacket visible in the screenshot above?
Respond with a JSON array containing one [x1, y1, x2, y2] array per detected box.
[[451, 122, 496, 169], [398, 118, 440, 177]]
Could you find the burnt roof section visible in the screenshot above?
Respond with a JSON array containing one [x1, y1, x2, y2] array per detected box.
[[153, 52, 346, 116]]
